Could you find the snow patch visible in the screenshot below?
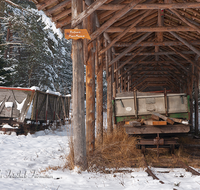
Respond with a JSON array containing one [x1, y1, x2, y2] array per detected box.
[[46, 89, 61, 96], [2, 124, 17, 129], [15, 98, 26, 113], [5, 102, 13, 108], [30, 86, 40, 91]]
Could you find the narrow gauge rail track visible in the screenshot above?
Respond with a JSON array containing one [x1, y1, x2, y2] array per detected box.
[[142, 153, 200, 186]]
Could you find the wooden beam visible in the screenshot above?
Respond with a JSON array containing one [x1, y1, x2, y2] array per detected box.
[[108, 32, 151, 67], [119, 56, 148, 77], [99, 10, 152, 55], [114, 40, 200, 47], [52, 9, 71, 22], [90, 0, 143, 41], [115, 51, 195, 56], [56, 16, 71, 28], [72, 0, 87, 170], [164, 54, 189, 73], [98, 3, 200, 10], [114, 47, 145, 72], [170, 32, 200, 58], [155, 7, 164, 61], [71, 0, 108, 28], [37, 0, 58, 10], [169, 9, 200, 36], [45, 0, 71, 16], [168, 46, 200, 70], [129, 74, 182, 77], [106, 26, 196, 33], [120, 60, 189, 64]]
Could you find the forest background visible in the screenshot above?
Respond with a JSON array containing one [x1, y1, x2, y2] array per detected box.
[[0, 0, 73, 94]]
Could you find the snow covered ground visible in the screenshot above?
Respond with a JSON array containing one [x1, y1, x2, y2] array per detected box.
[[0, 126, 200, 190]]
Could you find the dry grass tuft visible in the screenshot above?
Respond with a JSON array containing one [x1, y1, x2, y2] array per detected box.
[[64, 136, 75, 170], [63, 127, 200, 172], [87, 127, 143, 172]]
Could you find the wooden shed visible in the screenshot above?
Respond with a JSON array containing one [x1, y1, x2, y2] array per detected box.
[[31, 0, 200, 169]]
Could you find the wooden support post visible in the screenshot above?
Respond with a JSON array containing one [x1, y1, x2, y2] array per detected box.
[[107, 47, 113, 134], [96, 36, 103, 145], [164, 88, 168, 116], [195, 71, 199, 135], [189, 65, 194, 130], [86, 0, 96, 153], [72, 0, 87, 170]]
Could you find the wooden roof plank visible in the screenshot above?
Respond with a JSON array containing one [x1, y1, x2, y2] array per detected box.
[[98, 3, 200, 10]]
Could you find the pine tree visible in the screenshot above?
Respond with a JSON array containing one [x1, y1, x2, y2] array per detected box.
[[0, 0, 72, 93]]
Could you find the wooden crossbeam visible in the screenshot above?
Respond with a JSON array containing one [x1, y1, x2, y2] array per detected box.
[[108, 32, 151, 67], [129, 69, 186, 83], [114, 47, 145, 72], [56, 16, 71, 28], [99, 10, 152, 55], [114, 51, 195, 56], [170, 32, 200, 57], [118, 56, 148, 77], [114, 40, 200, 47], [130, 74, 182, 77], [99, 0, 126, 21], [130, 75, 148, 88], [106, 26, 196, 32], [36, 0, 58, 10], [52, 9, 71, 22], [98, 3, 200, 10], [169, 9, 200, 35], [119, 61, 189, 64], [45, 0, 71, 16], [164, 54, 189, 73], [90, 0, 143, 41], [71, 0, 108, 28], [168, 46, 200, 70]]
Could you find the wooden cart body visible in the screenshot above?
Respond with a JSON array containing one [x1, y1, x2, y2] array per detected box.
[[0, 87, 70, 124], [114, 91, 190, 134]]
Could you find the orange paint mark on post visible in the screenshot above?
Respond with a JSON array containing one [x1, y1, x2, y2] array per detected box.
[[64, 29, 91, 40]]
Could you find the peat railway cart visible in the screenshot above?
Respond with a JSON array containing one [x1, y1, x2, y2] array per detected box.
[[0, 87, 70, 127], [25, 0, 200, 167], [114, 91, 190, 151]]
